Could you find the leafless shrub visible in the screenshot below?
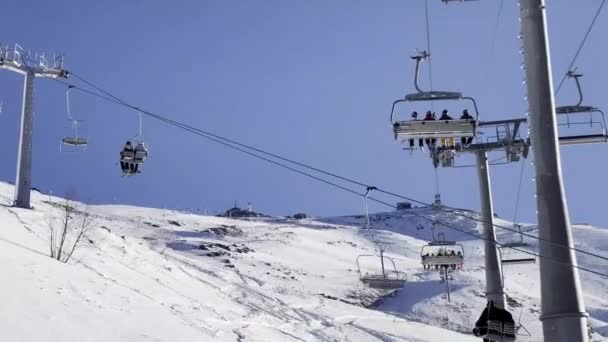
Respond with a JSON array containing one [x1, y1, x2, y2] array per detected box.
[[48, 192, 95, 263]]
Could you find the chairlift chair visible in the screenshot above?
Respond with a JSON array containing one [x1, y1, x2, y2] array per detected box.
[[133, 142, 148, 164], [475, 321, 517, 342], [355, 187, 406, 290], [390, 51, 479, 144], [473, 301, 517, 342], [356, 252, 406, 290], [120, 111, 149, 176], [500, 247, 536, 265], [556, 71, 608, 146], [421, 241, 464, 269], [499, 224, 536, 265], [61, 86, 88, 152]]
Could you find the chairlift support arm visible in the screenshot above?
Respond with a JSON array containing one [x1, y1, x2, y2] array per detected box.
[[411, 51, 429, 94], [134, 110, 144, 141], [66, 85, 75, 121], [566, 70, 584, 107]]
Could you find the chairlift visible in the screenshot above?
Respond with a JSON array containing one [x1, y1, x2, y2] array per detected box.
[[61, 86, 88, 152], [355, 186, 406, 290], [473, 301, 517, 342], [556, 70, 607, 146], [421, 240, 464, 269], [390, 51, 479, 145], [420, 224, 464, 270], [356, 251, 407, 290], [120, 111, 148, 176], [499, 224, 536, 265]]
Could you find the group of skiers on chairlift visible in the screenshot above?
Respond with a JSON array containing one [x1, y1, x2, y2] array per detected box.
[[120, 140, 148, 176], [407, 109, 475, 151], [422, 249, 463, 271]]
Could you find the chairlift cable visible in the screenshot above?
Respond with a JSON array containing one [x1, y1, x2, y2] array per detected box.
[[554, 0, 606, 95], [481, 0, 504, 86], [398, 205, 608, 279], [46, 75, 608, 278], [488, 0, 504, 64], [50, 72, 608, 265], [433, 165, 440, 195], [424, 0, 434, 93], [512, 159, 525, 225], [44, 72, 608, 266]]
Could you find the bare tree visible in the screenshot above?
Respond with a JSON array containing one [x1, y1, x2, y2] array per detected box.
[[48, 193, 95, 263]]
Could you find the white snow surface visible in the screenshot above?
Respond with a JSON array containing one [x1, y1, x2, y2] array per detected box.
[[0, 182, 606, 341]]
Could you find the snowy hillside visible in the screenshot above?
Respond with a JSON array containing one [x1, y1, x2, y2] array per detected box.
[[0, 181, 606, 341]]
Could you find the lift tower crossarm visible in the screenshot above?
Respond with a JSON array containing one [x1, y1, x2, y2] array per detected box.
[[480, 117, 607, 147]]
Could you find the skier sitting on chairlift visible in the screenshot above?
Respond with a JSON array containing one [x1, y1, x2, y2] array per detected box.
[[460, 109, 473, 120], [131, 142, 148, 174], [460, 109, 475, 147], [120, 141, 135, 174], [424, 111, 437, 148], [439, 109, 453, 120], [438, 110, 456, 149], [413, 111, 424, 149], [409, 111, 419, 149]]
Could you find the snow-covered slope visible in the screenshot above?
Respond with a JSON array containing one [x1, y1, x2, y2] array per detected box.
[[0, 182, 605, 341]]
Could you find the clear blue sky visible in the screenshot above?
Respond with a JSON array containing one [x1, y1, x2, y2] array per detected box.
[[0, 0, 606, 227]]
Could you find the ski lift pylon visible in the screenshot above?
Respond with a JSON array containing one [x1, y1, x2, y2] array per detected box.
[[61, 85, 88, 152]]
